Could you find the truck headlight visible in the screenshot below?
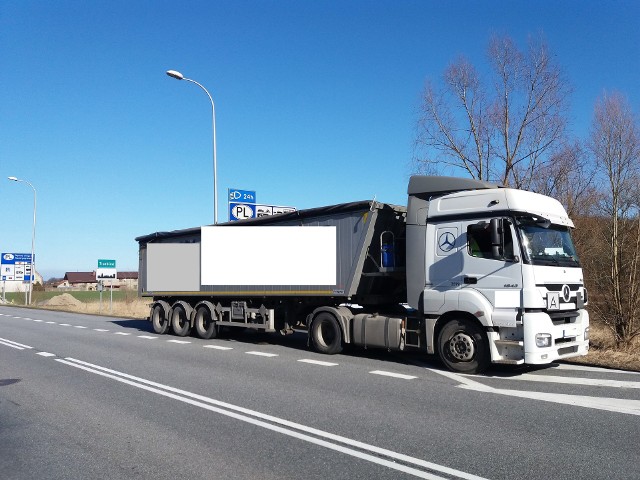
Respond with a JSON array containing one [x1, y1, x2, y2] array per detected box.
[[584, 327, 590, 341], [536, 333, 552, 348], [583, 287, 588, 305]]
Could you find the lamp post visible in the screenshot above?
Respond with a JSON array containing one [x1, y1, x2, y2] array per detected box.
[[166, 69, 218, 224], [8, 176, 36, 305]]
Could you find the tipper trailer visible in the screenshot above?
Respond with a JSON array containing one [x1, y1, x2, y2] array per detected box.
[[136, 175, 589, 373]]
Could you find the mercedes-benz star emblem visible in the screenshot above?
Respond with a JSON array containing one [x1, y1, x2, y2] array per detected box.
[[438, 232, 456, 252], [562, 284, 571, 303]]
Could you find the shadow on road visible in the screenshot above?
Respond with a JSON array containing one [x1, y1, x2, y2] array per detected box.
[[110, 318, 154, 333], [105, 319, 445, 369]]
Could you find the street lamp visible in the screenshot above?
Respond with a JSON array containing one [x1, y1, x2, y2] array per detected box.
[[7, 176, 36, 305], [166, 69, 218, 224]]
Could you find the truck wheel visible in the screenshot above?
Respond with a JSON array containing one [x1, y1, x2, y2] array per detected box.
[[311, 313, 343, 355], [171, 303, 191, 337], [194, 305, 218, 339], [437, 318, 489, 374], [151, 303, 169, 334]]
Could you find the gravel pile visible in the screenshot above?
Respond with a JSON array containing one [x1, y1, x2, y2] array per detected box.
[[38, 293, 83, 307]]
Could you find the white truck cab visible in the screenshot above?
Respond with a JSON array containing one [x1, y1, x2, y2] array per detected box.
[[406, 176, 590, 372]]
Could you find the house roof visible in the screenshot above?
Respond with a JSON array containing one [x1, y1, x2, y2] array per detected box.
[[64, 272, 96, 283], [118, 271, 138, 280]]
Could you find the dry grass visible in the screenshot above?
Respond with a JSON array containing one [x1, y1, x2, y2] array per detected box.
[[35, 296, 152, 319], [564, 321, 640, 372]]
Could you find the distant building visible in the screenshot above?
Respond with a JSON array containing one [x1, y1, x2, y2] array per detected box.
[[58, 271, 138, 291]]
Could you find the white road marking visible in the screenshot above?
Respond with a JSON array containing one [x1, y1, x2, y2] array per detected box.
[[114, 332, 131, 336], [93, 329, 109, 332], [57, 357, 488, 480], [428, 368, 640, 416], [370, 370, 417, 380], [59, 323, 72, 327], [480, 373, 640, 389], [46, 321, 56, 324], [246, 351, 278, 357], [74, 325, 88, 329], [32, 319, 42, 322], [203, 345, 233, 350], [167, 339, 191, 344], [555, 363, 640, 375], [298, 359, 339, 367], [37, 352, 56, 357], [137, 335, 158, 339], [0, 337, 33, 350]]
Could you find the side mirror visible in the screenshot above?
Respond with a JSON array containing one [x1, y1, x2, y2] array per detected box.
[[490, 218, 502, 259]]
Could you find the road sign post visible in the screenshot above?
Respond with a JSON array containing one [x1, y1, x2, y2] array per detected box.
[[97, 260, 117, 314]]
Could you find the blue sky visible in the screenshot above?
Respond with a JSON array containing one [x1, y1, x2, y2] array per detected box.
[[1, 0, 638, 279]]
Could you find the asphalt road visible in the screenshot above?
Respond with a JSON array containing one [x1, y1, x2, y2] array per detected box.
[[1, 305, 639, 480]]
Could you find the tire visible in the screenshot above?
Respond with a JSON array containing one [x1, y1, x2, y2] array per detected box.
[[171, 303, 191, 337], [311, 313, 343, 354], [194, 305, 218, 339], [151, 303, 169, 334], [437, 318, 489, 374]]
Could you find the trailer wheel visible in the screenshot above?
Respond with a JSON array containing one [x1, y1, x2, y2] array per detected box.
[[194, 305, 218, 339], [311, 313, 343, 355], [437, 318, 489, 374], [151, 303, 170, 334], [171, 303, 191, 337]]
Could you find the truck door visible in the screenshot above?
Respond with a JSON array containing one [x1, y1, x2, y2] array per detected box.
[[462, 218, 522, 311]]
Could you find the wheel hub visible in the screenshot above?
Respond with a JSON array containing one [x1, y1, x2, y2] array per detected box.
[[448, 333, 475, 361]]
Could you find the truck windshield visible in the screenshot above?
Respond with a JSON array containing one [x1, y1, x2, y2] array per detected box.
[[517, 220, 581, 267]]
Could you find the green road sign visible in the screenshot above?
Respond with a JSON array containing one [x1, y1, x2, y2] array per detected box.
[[98, 259, 116, 268]]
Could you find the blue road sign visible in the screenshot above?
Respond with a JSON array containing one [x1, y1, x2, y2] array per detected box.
[[228, 188, 256, 203], [1, 253, 34, 281]]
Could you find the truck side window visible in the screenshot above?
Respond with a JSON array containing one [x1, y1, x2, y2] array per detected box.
[[467, 224, 492, 258], [467, 220, 515, 260]]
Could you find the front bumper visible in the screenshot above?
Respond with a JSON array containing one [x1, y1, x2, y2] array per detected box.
[[523, 309, 590, 364]]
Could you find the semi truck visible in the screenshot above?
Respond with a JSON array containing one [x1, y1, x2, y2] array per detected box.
[[136, 175, 589, 373]]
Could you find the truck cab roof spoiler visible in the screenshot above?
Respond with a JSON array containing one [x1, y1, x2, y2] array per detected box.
[[408, 175, 500, 196]]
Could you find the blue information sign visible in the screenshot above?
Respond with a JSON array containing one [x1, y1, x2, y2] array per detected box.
[[228, 188, 256, 203], [1, 253, 34, 281]]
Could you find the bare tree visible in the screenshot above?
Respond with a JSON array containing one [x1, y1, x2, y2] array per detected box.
[[415, 34, 572, 188], [589, 92, 640, 346], [528, 140, 599, 217]]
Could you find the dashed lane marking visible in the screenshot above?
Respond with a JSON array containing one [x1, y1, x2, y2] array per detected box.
[[298, 359, 339, 367], [138, 335, 158, 339], [114, 332, 131, 336], [167, 339, 191, 344], [93, 329, 109, 332], [74, 325, 88, 329], [246, 351, 279, 357], [203, 345, 233, 350], [36, 352, 56, 357], [370, 370, 417, 380]]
